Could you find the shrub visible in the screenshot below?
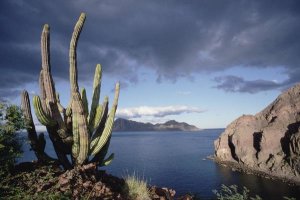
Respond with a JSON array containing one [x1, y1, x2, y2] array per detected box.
[[123, 173, 151, 200], [213, 184, 262, 200], [0, 103, 25, 177]]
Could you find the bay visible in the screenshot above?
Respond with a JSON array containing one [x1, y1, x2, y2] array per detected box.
[[19, 129, 300, 199]]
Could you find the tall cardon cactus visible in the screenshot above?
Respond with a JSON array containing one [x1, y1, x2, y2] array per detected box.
[[21, 13, 120, 169]]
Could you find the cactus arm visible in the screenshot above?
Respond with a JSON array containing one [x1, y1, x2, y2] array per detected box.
[[100, 153, 114, 167], [92, 103, 103, 131], [90, 96, 108, 134], [70, 13, 86, 93], [88, 64, 102, 127], [93, 104, 103, 130], [21, 90, 56, 163], [41, 25, 50, 72], [90, 82, 120, 155], [89, 97, 109, 150], [113, 82, 120, 106], [90, 110, 114, 155], [64, 101, 73, 131], [33, 96, 56, 126], [41, 24, 71, 143], [21, 90, 39, 152], [68, 13, 90, 165], [39, 70, 49, 114], [80, 88, 89, 119], [91, 134, 111, 165], [41, 24, 56, 102], [21, 91, 37, 136]]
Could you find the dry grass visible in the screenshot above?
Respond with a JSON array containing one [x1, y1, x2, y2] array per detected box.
[[123, 173, 151, 200]]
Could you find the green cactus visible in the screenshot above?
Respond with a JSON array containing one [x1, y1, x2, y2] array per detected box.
[[21, 91, 56, 163], [91, 96, 108, 133], [90, 83, 120, 155], [33, 96, 56, 127], [80, 88, 89, 119], [21, 13, 120, 169], [89, 64, 102, 129]]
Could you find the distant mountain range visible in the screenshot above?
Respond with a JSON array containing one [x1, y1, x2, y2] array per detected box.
[[113, 118, 200, 132]]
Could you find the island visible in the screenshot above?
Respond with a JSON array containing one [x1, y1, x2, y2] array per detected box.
[[113, 118, 200, 132]]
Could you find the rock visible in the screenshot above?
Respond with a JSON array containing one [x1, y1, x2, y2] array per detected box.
[[58, 176, 69, 186], [82, 180, 92, 188], [7, 162, 193, 200], [177, 194, 193, 200], [214, 83, 300, 183], [149, 186, 176, 200], [53, 164, 126, 199]]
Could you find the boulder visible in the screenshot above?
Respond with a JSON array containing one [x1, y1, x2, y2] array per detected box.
[[214, 83, 300, 183]]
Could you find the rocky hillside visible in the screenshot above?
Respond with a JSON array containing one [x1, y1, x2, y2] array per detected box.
[[113, 118, 200, 132], [113, 118, 154, 131], [154, 120, 200, 131], [214, 84, 300, 183]]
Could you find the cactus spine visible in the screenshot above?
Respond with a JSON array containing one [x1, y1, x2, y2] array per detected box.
[[21, 13, 120, 169]]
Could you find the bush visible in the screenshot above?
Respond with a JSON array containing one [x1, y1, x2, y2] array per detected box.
[[0, 103, 25, 177], [123, 173, 151, 200], [213, 184, 297, 200], [213, 184, 262, 200]]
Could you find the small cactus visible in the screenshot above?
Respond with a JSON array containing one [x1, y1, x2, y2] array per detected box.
[[21, 13, 120, 169]]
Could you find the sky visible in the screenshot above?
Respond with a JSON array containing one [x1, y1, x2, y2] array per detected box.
[[0, 0, 300, 129]]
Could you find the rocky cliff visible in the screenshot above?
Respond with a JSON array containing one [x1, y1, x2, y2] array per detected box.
[[113, 118, 200, 132], [214, 84, 300, 183]]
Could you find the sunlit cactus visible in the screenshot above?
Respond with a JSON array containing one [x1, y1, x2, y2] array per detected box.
[[21, 13, 120, 169]]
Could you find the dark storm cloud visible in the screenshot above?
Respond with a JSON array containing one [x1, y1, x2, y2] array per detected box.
[[1, 0, 300, 99], [214, 75, 283, 94]]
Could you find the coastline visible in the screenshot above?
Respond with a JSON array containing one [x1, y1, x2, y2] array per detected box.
[[210, 156, 300, 186]]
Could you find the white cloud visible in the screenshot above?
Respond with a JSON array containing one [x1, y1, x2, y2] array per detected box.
[[133, 118, 171, 124], [116, 105, 205, 118]]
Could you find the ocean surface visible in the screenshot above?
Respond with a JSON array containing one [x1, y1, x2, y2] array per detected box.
[[19, 129, 300, 199]]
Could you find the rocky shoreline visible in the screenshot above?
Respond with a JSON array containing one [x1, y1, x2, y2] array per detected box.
[[214, 83, 300, 184], [213, 156, 300, 186]]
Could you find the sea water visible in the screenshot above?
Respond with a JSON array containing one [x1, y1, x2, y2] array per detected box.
[[19, 129, 300, 199]]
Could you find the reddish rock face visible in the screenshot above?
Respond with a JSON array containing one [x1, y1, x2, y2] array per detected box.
[[214, 83, 300, 182]]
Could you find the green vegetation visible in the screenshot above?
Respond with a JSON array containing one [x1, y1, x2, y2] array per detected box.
[[213, 185, 262, 200], [21, 12, 120, 169], [213, 184, 296, 200], [0, 103, 24, 177], [123, 173, 151, 200]]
